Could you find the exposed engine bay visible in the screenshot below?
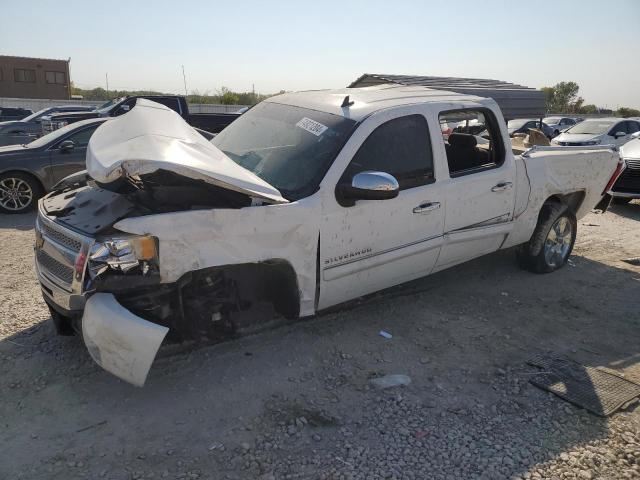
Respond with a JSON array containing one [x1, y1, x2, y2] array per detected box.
[[44, 170, 254, 235]]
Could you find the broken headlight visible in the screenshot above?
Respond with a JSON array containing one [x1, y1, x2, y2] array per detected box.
[[88, 236, 158, 279]]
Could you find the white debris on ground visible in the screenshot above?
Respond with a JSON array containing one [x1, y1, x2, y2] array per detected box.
[[0, 203, 639, 480]]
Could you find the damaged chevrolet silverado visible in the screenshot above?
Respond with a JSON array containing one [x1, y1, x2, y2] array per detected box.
[[34, 86, 622, 386]]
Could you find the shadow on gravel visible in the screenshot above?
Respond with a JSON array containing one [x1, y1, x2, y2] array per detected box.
[[1, 244, 639, 478], [608, 201, 640, 221], [0, 211, 36, 230]]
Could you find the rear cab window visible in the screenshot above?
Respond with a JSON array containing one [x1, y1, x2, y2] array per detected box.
[[340, 114, 434, 191], [438, 109, 505, 177]]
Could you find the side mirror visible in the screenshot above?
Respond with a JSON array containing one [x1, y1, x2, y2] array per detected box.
[[58, 140, 75, 152], [121, 104, 130, 112], [338, 171, 399, 206], [614, 131, 627, 139]]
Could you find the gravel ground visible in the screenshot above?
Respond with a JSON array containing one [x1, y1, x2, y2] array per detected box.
[[1, 202, 639, 480]]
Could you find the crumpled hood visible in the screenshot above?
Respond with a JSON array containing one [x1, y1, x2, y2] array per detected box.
[[86, 99, 288, 204]]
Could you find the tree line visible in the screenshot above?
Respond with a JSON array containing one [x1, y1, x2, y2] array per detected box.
[[542, 81, 639, 117], [70, 84, 283, 105]]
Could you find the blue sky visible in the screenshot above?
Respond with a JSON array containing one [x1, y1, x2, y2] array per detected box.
[[2, 0, 639, 108]]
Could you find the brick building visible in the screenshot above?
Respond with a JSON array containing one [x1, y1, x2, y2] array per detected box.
[[0, 55, 71, 100]]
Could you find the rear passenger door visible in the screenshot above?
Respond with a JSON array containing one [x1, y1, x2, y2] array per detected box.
[[319, 110, 445, 309], [434, 108, 515, 271]]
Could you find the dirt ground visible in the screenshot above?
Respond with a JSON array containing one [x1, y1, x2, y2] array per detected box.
[[1, 203, 639, 480]]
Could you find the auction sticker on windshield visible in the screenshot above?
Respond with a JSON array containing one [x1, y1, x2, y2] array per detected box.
[[296, 117, 328, 136]]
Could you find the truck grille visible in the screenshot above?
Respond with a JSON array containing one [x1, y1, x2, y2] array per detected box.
[[613, 158, 640, 193], [36, 249, 74, 284], [39, 222, 82, 251]]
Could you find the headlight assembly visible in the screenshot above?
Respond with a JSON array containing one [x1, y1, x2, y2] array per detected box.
[[88, 236, 158, 279]]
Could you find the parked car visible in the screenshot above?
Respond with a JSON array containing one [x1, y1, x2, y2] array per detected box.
[[0, 107, 33, 122], [0, 105, 96, 147], [0, 118, 109, 213], [609, 137, 640, 204], [34, 88, 620, 386], [41, 95, 241, 135], [542, 116, 581, 137], [507, 118, 554, 139], [551, 118, 640, 147]]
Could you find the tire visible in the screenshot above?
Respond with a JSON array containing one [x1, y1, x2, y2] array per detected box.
[[612, 197, 632, 205], [516, 203, 577, 274], [0, 172, 43, 214], [48, 305, 75, 336]]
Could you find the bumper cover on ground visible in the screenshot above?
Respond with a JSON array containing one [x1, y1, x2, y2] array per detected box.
[[82, 293, 169, 387]]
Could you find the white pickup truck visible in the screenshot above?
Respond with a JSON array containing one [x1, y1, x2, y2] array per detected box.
[[34, 86, 621, 386]]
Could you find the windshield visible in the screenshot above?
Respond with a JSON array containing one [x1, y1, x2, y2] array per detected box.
[[543, 117, 561, 124], [566, 120, 615, 135], [95, 97, 124, 114], [507, 119, 531, 129], [21, 108, 51, 122], [212, 102, 356, 200]]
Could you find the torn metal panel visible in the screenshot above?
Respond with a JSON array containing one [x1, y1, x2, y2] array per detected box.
[[86, 99, 288, 204], [113, 197, 320, 317], [82, 293, 169, 387]]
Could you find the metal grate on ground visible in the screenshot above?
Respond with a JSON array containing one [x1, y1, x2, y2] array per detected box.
[[527, 354, 640, 417]]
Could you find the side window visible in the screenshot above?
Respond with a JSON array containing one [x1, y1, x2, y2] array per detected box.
[[341, 115, 434, 190], [616, 122, 630, 134], [439, 109, 504, 177], [59, 126, 98, 148], [627, 121, 639, 134]]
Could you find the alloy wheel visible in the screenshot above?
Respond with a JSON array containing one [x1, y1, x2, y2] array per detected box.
[[0, 177, 34, 211], [543, 216, 573, 267]]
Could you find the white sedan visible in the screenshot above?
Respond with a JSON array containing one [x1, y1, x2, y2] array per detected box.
[[551, 118, 640, 147]]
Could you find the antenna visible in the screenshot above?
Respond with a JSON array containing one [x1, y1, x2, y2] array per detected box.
[[182, 65, 188, 97], [341, 95, 354, 108]]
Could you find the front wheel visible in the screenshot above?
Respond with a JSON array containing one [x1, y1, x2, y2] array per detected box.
[[517, 203, 577, 273], [0, 172, 43, 213]]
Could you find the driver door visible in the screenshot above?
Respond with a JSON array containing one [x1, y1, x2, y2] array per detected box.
[[48, 124, 100, 183], [318, 111, 445, 310]]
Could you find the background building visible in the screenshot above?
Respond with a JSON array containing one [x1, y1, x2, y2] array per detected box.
[[0, 55, 71, 100]]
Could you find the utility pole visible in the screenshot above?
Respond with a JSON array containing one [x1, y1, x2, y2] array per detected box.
[[105, 73, 109, 96], [182, 65, 188, 97]]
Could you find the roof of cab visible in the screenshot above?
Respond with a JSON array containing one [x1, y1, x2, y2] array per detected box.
[[264, 84, 491, 122]]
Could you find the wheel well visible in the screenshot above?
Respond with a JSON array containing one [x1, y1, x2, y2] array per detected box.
[[0, 169, 45, 193], [542, 191, 585, 215], [113, 259, 301, 341], [213, 259, 301, 320]]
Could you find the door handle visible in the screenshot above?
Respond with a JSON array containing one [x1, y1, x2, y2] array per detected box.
[[491, 182, 513, 192], [413, 202, 441, 214]]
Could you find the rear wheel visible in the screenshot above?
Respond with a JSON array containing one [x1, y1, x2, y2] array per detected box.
[[0, 172, 43, 213], [517, 203, 577, 273]]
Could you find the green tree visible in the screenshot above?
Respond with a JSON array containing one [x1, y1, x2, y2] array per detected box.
[[616, 107, 640, 118], [542, 81, 584, 113], [579, 104, 599, 114]]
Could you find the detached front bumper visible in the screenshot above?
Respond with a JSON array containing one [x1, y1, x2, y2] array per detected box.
[[83, 293, 169, 386], [35, 203, 169, 386]]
